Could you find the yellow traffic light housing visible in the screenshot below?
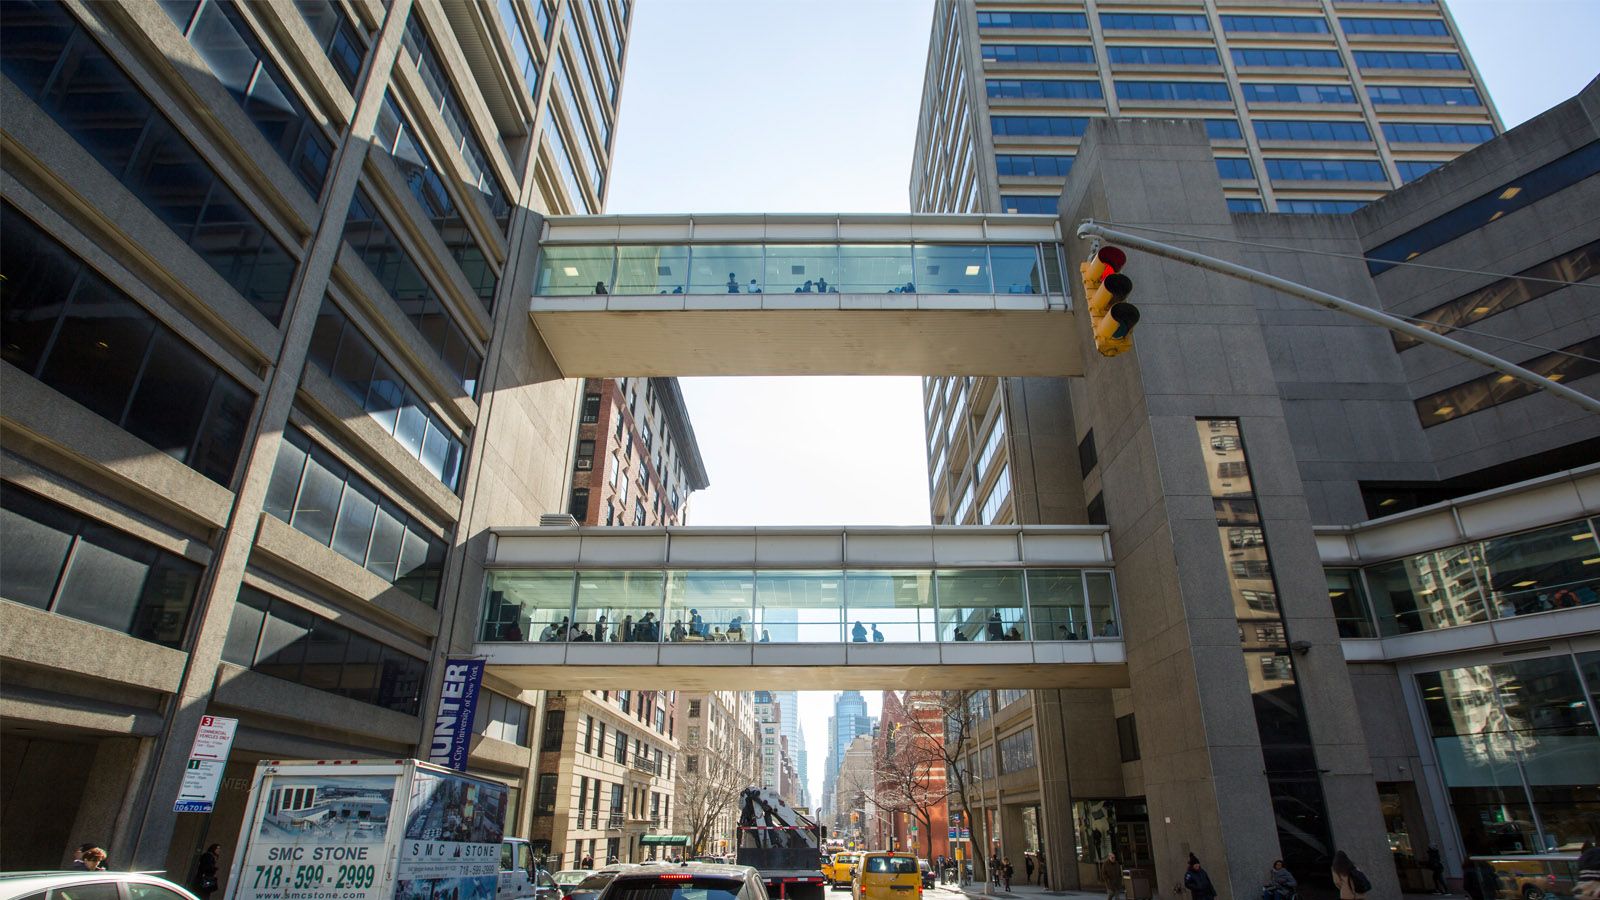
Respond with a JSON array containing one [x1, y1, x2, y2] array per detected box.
[[1079, 246, 1141, 357]]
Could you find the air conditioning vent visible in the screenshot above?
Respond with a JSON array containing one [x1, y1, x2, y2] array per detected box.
[[576, 459, 593, 470]]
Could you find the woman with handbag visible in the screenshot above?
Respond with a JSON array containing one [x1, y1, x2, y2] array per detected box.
[[191, 843, 222, 900]]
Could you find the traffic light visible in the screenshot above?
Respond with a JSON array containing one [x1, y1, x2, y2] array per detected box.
[[1079, 246, 1141, 357]]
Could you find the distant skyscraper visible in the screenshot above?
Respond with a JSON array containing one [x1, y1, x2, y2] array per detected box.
[[822, 691, 875, 827], [773, 690, 809, 806]]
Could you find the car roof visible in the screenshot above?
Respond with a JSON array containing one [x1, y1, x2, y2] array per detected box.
[[612, 864, 755, 879], [0, 872, 200, 900]]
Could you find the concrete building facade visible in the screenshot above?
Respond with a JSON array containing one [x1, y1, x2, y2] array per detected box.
[[822, 690, 876, 831], [921, 74, 1600, 899], [675, 690, 761, 856], [0, 0, 630, 873]]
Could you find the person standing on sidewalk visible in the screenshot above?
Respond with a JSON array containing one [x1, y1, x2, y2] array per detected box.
[[1100, 853, 1124, 900], [1183, 855, 1217, 900], [1427, 845, 1449, 895], [1025, 854, 1035, 885]]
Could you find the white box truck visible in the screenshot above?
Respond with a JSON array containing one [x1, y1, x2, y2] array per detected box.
[[223, 760, 558, 900]]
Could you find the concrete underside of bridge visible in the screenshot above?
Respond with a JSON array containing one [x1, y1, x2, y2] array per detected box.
[[486, 661, 1129, 691], [527, 305, 1083, 376]]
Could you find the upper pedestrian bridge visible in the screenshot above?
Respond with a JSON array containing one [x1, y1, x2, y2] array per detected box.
[[476, 524, 1127, 690], [527, 213, 1083, 377]]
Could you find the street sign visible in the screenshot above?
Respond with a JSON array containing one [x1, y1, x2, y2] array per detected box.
[[173, 715, 237, 813]]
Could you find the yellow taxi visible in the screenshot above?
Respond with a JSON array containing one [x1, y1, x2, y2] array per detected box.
[[852, 852, 922, 900], [824, 852, 860, 889]]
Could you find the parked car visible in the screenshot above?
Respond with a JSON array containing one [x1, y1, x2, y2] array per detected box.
[[917, 860, 934, 890], [565, 871, 621, 900], [0, 871, 203, 900], [824, 853, 861, 889], [552, 870, 595, 898]]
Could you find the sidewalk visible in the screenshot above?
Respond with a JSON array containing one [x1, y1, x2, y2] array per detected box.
[[951, 881, 1100, 899]]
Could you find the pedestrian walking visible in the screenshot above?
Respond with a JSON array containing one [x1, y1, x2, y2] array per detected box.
[[191, 843, 222, 900], [1427, 845, 1449, 895], [1573, 843, 1599, 899], [1100, 853, 1124, 900], [582, 855, 594, 869], [1002, 857, 1014, 891], [1025, 854, 1035, 885], [1331, 851, 1371, 900], [1038, 851, 1047, 885], [1182, 855, 1217, 900], [79, 849, 107, 872]]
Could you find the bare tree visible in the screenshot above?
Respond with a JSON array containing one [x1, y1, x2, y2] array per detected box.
[[897, 690, 994, 882], [675, 749, 749, 856]]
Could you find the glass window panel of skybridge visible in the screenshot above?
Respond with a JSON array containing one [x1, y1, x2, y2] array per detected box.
[[755, 571, 845, 643], [573, 570, 667, 642], [667, 570, 757, 641], [845, 570, 937, 642], [936, 570, 1028, 641]]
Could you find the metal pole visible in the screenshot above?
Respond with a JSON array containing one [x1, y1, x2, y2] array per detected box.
[[1075, 220, 1600, 416]]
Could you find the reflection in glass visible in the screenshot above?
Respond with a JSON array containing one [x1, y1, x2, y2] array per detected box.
[[845, 570, 935, 641], [936, 570, 1027, 641], [573, 570, 665, 642], [667, 570, 756, 641], [989, 245, 1046, 294], [1480, 520, 1600, 617], [482, 571, 576, 641], [765, 245, 840, 294], [914, 245, 990, 294], [1366, 547, 1488, 635], [837, 245, 915, 293], [615, 245, 689, 295], [1025, 569, 1087, 639], [1324, 569, 1376, 637], [1086, 571, 1119, 637], [758, 571, 844, 643], [535, 245, 614, 294], [1196, 418, 1330, 876], [688, 245, 764, 294]]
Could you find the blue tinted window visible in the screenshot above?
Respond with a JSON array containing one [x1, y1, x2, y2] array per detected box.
[[267, 428, 450, 607], [547, 120, 594, 212], [164, 0, 333, 196], [1381, 123, 1495, 144], [1242, 83, 1357, 104], [1340, 17, 1447, 35], [1227, 198, 1266, 213], [1416, 336, 1600, 427], [294, 0, 367, 91], [1231, 48, 1343, 68], [991, 116, 1091, 137], [307, 303, 466, 490], [1106, 46, 1219, 65], [1100, 13, 1209, 31], [1278, 199, 1367, 214], [1255, 119, 1372, 142], [343, 188, 483, 396], [1368, 85, 1482, 106], [1, 485, 203, 648], [1206, 119, 1244, 139], [983, 44, 1094, 63], [1221, 15, 1328, 33], [374, 92, 499, 310], [554, 52, 607, 194], [1215, 158, 1255, 179], [492, 0, 541, 96], [988, 79, 1103, 100], [0, 1, 294, 323], [978, 11, 1087, 29], [399, 12, 514, 232], [1367, 141, 1600, 274], [1, 203, 254, 486], [1396, 160, 1444, 182], [997, 155, 1074, 177], [1002, 196, 1059, 214], [1266, 158, 1386, 182], [1353, 50, 1463, 70], [1117, 81, 1230, 102]]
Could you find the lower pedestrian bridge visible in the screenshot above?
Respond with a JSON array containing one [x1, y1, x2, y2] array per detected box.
[[474, 524, 1128, 690]]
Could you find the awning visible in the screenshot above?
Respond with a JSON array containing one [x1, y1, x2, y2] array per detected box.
[[641, 836, 691, 846]]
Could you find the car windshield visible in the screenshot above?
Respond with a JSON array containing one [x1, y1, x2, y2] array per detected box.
[[865, 857, 917, 874], [605, 877, 743, 900], [554, 873, 591, 885], [576, 874, 617, 890]]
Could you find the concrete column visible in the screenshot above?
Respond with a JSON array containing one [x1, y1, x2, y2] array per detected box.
[[127, 0, 416, 869], [1031, 692, 1081, 890], [1057, 118, 1396, 900], [78, 738, 151, 869]]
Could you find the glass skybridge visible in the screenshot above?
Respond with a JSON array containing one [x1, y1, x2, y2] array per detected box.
[[525, 213, 1087, 378], [475, 524, 1128, 691]]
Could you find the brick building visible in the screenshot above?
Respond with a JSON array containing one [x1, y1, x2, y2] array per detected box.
[[569, 377, 709, 526]]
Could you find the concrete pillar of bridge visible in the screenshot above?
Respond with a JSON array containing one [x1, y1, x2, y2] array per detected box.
[[1055, 118, 1396, 900]]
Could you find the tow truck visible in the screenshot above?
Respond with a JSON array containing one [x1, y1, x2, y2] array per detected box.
[[736, 787, 827, 900]]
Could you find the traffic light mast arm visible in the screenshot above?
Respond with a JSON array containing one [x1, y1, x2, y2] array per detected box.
[[1076, 220, 1600, 417]]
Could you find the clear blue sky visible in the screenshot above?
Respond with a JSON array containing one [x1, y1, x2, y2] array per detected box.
[[601, 0, 1600, 804]]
